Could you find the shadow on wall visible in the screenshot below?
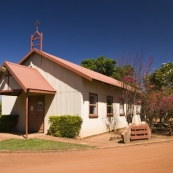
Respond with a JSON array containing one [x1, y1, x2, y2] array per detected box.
[[6, 96, 20, 115], [0, 81, 5, 91], [45, 94, 55, 116], [0, 73, 6, 91], [9, 93, 25, 132]]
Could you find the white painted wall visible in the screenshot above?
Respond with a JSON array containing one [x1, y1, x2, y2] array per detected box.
[[10, 77, 21, 89], [0, 72, 21, 90], [2, 95, 17, 115], [80, 79, 128, 137]]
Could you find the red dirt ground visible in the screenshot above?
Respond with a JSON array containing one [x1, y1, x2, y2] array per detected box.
[[0, 141, 173, 173]]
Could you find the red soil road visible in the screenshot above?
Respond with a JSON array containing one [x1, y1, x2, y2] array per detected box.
[[0, 141, 173, 173]]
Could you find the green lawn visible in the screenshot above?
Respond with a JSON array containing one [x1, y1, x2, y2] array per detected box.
[[0, 138, 94, 151]]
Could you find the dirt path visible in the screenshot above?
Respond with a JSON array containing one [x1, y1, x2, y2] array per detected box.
[[1, 141, 173, 173]]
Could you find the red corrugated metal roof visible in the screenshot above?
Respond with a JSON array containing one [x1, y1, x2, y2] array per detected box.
[[2, 61, 56, 94], [19, 49, 127, 89]]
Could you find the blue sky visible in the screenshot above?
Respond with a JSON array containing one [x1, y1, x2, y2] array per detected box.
[[1, 0, 173, 70]]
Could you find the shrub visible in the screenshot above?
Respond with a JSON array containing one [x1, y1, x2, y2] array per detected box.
[[48, 115, 83, 138], [0, 115, 19, 132]]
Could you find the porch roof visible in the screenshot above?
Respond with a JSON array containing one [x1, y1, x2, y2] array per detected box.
[[0, 89, 22, 96], [0, 61, 56, 95]]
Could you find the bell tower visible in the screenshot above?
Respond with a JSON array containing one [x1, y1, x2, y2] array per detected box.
[[30, 20, 43, 51]]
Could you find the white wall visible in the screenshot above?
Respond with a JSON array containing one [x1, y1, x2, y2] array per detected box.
[[80, 79, 128, 138], [0, 71, 21, 90], [2, 95, 17, 115]]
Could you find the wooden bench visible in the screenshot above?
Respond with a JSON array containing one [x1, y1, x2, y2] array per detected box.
[[131, 125, 149, 140]]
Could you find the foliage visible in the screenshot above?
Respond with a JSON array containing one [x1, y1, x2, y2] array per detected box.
[[143, 89, 173, 114], [113, 64, 134, 81], [147, 62, 173, 91], [0, 115, 19, 132], [48, 115, 83, 138], [116, 54, 153, 123], [141, 85, 173, 135], [117, 54, 153, 89], [143, 62, 173, 123], [0, 138, 93, 151], [81, 56, 117, 77]]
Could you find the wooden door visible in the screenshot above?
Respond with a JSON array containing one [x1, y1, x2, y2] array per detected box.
[[28, 96, 45, 132]]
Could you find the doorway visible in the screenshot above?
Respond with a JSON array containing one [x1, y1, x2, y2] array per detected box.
[[28, 96, 45, 133]]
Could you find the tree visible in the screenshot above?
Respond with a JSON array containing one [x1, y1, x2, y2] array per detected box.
[[142, 62, 173, 134], [112, 64, 134, 81], [145, 62, 173, 118], [142, 87, 173, 135], [147, 62, 173, 91], [81, 56, 117, 77], [115, 54, 153, 123]]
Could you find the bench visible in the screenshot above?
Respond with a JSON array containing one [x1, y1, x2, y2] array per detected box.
[[131, 125, 149, 140]]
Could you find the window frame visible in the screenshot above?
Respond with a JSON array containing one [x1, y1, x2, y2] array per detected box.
[[89, 93, 98, 118], [119, 98, 125, 116], [128, 100, 133, 116], [107, 96, 113, 117]]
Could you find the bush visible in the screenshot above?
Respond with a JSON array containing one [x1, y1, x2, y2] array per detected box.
[[48, 115, 83, 138], [0, 115, 19, 132]]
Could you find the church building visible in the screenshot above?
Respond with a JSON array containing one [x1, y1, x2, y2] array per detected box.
[[0, 23, 129, 138]]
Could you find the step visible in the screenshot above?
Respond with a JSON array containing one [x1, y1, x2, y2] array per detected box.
[[131, 125, 148, 130], [131, 135, 149, 140], [131, 130, 148, 135]]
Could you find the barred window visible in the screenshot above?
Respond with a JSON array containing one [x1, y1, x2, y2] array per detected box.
[[107, 96, 113, 117], [120, 99, 124, 116], [89, 93, 98, 118]]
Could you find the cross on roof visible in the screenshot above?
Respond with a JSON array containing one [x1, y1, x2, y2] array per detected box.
[[35, 20, 40, 31]]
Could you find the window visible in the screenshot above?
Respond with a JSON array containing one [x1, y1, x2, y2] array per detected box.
[[89, 93, 98, 118], [107, 96, 113, 117], [119, 99, 124, 116], [37, 102, 43, 111], [127, 100, 133, 115]]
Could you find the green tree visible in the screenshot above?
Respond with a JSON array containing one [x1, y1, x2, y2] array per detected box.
[[81, 56, 117, 77], [113, 64, 134, 81], [147, 62, 173, 91], [140, 62, 173, 134]]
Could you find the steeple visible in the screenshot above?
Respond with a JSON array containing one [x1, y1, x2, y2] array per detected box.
[[30, 20, 43, 51]]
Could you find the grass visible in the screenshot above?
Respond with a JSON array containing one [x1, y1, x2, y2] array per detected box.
[[0, 138, 94, 151]]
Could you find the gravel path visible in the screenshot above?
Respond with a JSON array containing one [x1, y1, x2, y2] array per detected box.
[[0, 140, 173, 173]]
